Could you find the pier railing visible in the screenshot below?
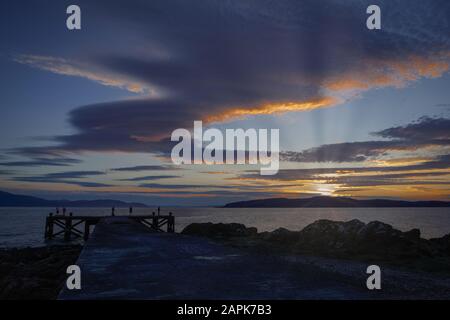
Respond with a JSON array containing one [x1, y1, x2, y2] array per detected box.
[[44, 212, 175, 241]]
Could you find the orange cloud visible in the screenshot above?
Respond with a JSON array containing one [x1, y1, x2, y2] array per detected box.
[[369, 157, 435, 167], [205, 97, 338, 123], [325, 53, 450, 93], [390, 56, 449, 80], [334, 184, 450, 201], [206, 54, 450, 124]]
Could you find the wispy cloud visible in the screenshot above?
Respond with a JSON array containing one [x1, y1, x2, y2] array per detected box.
[[9, 170, 109, 188], [43, 171, 105, 179], [11, 177, 111, 188], [138, 183, 234, 190], [14, 54, 153, 94], [281, 117, 450, 163], [118, 175, 180, 182], [0, 157, 82, 167], [111, 165, 180, 172]]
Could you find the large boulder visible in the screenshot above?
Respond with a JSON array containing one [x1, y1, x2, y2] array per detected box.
[[294, 219, 365, 255], [181, 223, 257, 238], [291, 219, 436, 259]]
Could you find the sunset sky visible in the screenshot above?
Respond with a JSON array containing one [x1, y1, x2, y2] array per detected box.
[[1, 0, 449, 205]]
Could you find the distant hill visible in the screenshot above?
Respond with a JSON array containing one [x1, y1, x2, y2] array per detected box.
[[0, 190, 147, 208], [224, 196, 450, 208]]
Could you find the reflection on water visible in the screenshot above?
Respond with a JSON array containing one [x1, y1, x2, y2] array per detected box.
[[0, 207, 449, 248]]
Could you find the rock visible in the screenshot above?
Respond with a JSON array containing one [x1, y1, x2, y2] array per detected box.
[[259, 227, 301, 244], [177, 220, 450, 274], [294, 219, 366, 254], [403, 228, 421, 241], [359, 221, 399, 238], [0, 245, 82, 300], [181, 219, 450, 263], [294, 219, 437, 259], [182, 223, 257, 238], [430, 234, 450, 255]]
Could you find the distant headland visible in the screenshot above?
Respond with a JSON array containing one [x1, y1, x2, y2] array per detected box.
[[0, 191, 147, 208], [224, 196, 450, 208]]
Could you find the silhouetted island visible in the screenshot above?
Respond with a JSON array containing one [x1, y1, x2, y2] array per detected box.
[[0, 191, 147, 208], [224, 196, 450, 208]]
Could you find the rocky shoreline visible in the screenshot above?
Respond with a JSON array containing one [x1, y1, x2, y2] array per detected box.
[[182, 219, 450, 274], [0, 245, 82, 299]]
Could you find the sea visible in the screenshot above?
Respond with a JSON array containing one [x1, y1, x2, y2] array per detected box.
[[0, 207, 449, 248]]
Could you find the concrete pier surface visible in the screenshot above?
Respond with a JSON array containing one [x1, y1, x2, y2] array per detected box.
[[58, 217, 392, 299]]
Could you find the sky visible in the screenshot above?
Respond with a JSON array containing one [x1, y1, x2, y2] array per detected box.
[[0, 0, 449, 206]]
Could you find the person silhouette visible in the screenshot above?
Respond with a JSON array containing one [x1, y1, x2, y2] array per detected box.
[[111, 207, 115, 216], [168, 212, 174, 232]]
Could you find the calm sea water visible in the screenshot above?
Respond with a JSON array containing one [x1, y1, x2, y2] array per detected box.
[[0, 207, 449, 248]]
